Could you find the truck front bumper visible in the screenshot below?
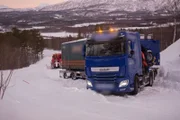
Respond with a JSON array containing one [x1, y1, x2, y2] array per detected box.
[[86, 78, 134, 93]]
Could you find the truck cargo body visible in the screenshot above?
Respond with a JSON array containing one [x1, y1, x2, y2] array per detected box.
[[60, 39, 86, 79], [61, 39, 86, 71]]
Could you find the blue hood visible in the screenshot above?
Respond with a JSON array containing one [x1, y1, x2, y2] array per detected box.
[[85, 56, 127, 78]]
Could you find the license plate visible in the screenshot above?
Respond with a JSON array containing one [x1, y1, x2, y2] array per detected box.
[[95, 83, 114, 89]]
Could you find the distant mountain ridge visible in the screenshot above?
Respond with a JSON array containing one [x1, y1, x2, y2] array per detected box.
[[0, 0, 168, 13], [0, 5, 8, 8], [40, 0, 166, 12], [0, 3, 49, 12]]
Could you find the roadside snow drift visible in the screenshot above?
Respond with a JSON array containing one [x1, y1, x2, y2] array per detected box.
[[157, 39, 180, 91], [1, 40, 180, 120], [161, 39, 180, 64]]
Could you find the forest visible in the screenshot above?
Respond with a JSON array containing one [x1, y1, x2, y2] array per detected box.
[[0, 28, 45, 70]]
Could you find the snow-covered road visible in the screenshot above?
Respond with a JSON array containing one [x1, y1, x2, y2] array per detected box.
[[1, 39, 180, 120]]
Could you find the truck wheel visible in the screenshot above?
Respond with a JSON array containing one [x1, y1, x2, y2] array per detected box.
[[154, 69, 157, 79], [146, 51, 153, 63], [71, 72, 77, 80], [130, 76, 139, 95], [63, 72, 68, 79], [147, 72, 153, 87]]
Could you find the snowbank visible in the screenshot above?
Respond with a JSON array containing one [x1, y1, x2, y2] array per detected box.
[[161, 39, 180, 64], [155, 38, 180, 91], [159, 38, 180, 79]]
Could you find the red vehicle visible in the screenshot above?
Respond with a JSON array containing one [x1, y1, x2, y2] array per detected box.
[[51, 53, 62, 69]]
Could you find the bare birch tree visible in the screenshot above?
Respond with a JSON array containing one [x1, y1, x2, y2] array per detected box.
[[0, 70, 13, 99], [165, 0, 180, 43]]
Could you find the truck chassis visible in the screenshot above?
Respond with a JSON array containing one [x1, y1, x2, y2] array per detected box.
[[59, 69, 86, 80]]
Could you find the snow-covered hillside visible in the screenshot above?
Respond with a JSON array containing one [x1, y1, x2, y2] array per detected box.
[[0, 5, 8, 9], [0, 0, 170, 15], [0, 5, 16, 12], [35, 3, 50, 11], [41, 0, 165, 12], [0, 7, 34, 12], [0, 4, 48, 12], [0, 39, 180, 120], [0, 0, 175, 13]]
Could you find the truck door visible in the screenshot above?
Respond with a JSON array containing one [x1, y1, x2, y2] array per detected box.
[[127, 40, 136, 69]]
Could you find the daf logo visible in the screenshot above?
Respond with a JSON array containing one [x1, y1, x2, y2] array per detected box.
[[91, 67, 119, 72], [99, 68, 109, 71]]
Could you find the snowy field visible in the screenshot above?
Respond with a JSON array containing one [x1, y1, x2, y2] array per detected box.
[[122, 22, 180, 30], [41, 32, 78, 38], [32, 26, 47, 29], [0, 39, 180, 120], [19, 26, 47, 30], [71, 22, 106, 27]]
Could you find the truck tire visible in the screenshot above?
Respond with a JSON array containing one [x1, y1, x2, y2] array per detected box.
[[147, 52, 153, 62], [63, 72, 68, 79], [147, 72, 153, 87], [130, 76, 139, 95], [154, 69, 157, 79], [71, 72, 77, 80]]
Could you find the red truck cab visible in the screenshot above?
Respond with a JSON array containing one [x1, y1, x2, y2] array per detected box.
[[51, 53, 62, 68]]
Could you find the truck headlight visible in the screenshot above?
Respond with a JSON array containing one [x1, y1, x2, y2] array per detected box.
[[87, 81, 93, 87], [119, 80, 129, 87]]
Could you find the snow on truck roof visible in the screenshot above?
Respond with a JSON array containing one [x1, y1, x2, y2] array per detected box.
[[62, 38, 87, 45]]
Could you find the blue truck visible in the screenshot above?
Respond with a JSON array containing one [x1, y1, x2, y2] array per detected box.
[[61, 29, 160, 95], [84, 30, 160, 95]]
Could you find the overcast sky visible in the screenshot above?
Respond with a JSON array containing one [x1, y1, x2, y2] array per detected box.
[[0, 0, 65, 8]]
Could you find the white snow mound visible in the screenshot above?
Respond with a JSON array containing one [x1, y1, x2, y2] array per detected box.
[[161, 39, 180, 64], [156, 38, 180, 91]]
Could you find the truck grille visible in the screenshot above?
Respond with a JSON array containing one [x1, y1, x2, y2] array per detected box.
[[92, 73, 120, 82]]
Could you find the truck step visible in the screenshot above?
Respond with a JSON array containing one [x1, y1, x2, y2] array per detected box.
[[145, 76, 149, 79], [139, 81, 149, 88], [138, 77, 143, 81]]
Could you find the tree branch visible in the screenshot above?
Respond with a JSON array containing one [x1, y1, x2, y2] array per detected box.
[[1, 70, 13, 99]]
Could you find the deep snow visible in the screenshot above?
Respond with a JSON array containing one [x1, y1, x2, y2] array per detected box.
[[0, 39, 180, 120]]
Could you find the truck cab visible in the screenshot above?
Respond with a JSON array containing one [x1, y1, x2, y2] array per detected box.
[[84, 30, 160, 95]]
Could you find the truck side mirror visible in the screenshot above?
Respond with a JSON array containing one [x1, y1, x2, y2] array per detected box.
[[128, 40, 135, 57]]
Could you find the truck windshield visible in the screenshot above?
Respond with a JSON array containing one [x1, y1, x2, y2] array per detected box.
[[86, 38, 126, 56]]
